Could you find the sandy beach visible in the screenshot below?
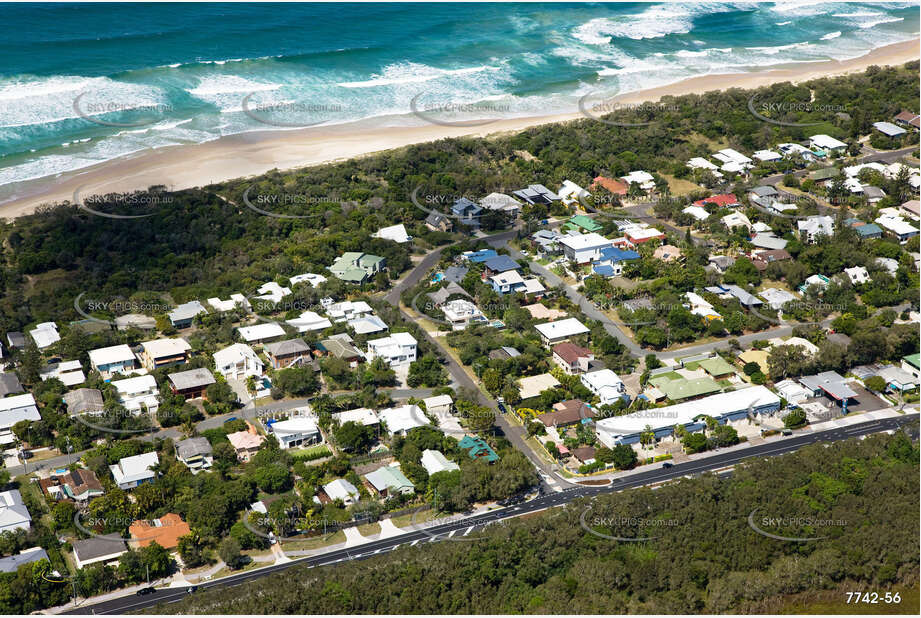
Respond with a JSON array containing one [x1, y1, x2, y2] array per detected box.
[[1, 38, 918, 220]]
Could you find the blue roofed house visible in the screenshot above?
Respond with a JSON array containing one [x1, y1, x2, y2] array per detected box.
[[591, 246, 640, 277], [452, 198, 482, 227], [482, 255, 522, 277], [462, 249, 498, 264]]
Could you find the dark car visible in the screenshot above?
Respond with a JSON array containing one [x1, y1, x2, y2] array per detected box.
[[186, 585, 198, 594], [661, 462, 673, 469], [136, 587, 156, 596]]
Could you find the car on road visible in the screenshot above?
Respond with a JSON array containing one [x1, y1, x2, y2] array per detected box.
[[136, 587, 156, 596], [661, 462, 673, 469]]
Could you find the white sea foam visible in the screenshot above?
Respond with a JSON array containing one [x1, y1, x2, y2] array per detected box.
[[821, 31, 843, 40], [337, 63, 497, 88]]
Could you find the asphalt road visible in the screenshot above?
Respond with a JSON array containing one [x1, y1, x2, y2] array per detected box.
[[66, 412, 918, 615]]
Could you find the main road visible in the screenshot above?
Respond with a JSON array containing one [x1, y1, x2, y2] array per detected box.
[[66, 412, 918, 615]]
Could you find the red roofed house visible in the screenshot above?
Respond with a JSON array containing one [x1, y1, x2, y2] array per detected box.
[[590, 176, 628, 196], [894, 110, 921, 130], [552, 342, 595, 375], [692, 193, 739, 209], [537, 399, 596, 429], [625, 227, 665, 245]]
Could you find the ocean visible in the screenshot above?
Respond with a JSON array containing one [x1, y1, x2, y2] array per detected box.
[[0, 1, 918, 196]]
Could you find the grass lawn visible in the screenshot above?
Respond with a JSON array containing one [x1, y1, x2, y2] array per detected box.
[[290, 444, 332, 460], [355, 521, 381, 537], [389, 509, 438, 529], [659, 173, 701, 196], [280, 530, 346, 551]]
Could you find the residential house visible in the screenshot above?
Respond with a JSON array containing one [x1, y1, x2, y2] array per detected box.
[[692, 193, 739, 209], [332, 407, 379, 428], [109, 451, 159, 490], [366, 332, 417, 366], [5, 332, 25, 351], [621, 170, 656, 190], [175, 437, 213, 473], [875, 212, 919, 243], [364, 464, 415, 497], [901, 353, 920, 380], [289, 273, 327, 288], [264, 338, 312, 369], [894, 110, 921, 130], [373, 223, 412, 243], [751, 249, 792, 272], [512, 184, 560, 205], [207, 294, 251, 312], [167, 367, 216, 400], [254, 281, 292, 304], [900, 200, 920, 220], [139, 338, 191, 371], [320, 479, 360, 505], [425, 212, 452, 233], [168, 301, 207, 329], [753, 149, 783, 162], [0, 547, 49, 574], [808, 134, 848, 154], [873, 121, 907, 138], [422, 394, 453, 418], [704, 284, 763, 307], [480, 192, 522, 218], [420, 449, 460, 476], [213, 343, 264, 380], [227, 427, 265, 462], [748, 185, 778, 207], [0, 373, 24, 398], [685, 292, 721, 321], [721, 211, 752, 231], [536, 399, 595, 428], [798, 215, 835, 243], [686, 157, 723, 178], [379, 404, 428, 435], [287, 309, 337, 333], [458, 436, 499, 463], [237, 322, 286, 344], [798, 274, 831, 293], [712, 148, 753, 173], [72, 535, 127, 569], [482, 255, 522, 277], [112, 374, 159, 413], [759, 288, 798, 310], [442, 299, 487, 330], [129, 513, 190, 550], [317, 334, 364, 364], [329, 252, 386, 283], [581, 369, 627, 406], [0, 490, 32, 533], [39, 359, 82, 385], [653, 244, 682, 262], [460, 249, 497, 263], [590, 246, 640, 278], [29, 322, 60, 349], [624, 225, 665, 245], [682, 205, 710, 221], [565, 214, 602, 234], [552, 342, 595, 375], [750, 232, 788, 250], [348, 315, 389, 335], [707, 255, 735, 275], [518, 373, 562, 400], [843, 266, 870, 285], [39, 469, 104, 503], [590, 175, 629, 197], [451, 198, 482, 226], [443, 265, 469, 283], [63, 388, 104, 416], [557, 181, 590, 207], [88, 344, 137, 378], [774, 379, 812, 405], [534, 317, 589, 346], [114, 314, 157, 331], [559, 232, 612, 264], [269, 415, 321, 449], [326, 300, 374, 323]]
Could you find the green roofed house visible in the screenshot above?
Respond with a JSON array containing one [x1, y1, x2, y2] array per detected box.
[[698, 356, 736, 379], [902, 353, 920, 380], [565, 214, 602, 234], [651, 376, 722, 402], [329, 252, 386, 284], [459, 436, 499, 463], [810, 167, 841, 181], [363, 464, 415, 498], [854, 223, 883, 239]]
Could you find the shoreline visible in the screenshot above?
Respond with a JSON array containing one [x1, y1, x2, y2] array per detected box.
[[1, 38, 918, 220]]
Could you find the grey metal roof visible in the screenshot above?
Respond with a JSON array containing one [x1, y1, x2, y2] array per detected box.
[[0, 373, 24, 397], [72, 534, 127, 562], [63, 388, 104, 415], [0, 547, 49, 573], [176, 436, 213, 460], [167, 367, 216, 391], [799, 371, 858, 400], [750, 185, 778, 197], [264, 338, 310, 357]]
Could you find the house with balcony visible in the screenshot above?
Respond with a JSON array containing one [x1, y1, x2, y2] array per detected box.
[[88, 344, 138, 379], [112, 374, 160, 413], [213, 343, 264, 380], [366, 332, 417, 366]]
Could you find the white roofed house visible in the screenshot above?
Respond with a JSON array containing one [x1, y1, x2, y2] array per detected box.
[[712, 148, 753, 173], [809, 134, 847, 154], [621, 170, 656, 191], [332, 407, 379, 427], [752, 149, 782, 162], [29, 322, 60, 349], [237, 322, 286, 344], [378, 404, 428, 435], [286, 311, 334, 333], [347, 314, 388, 335], [873, 121, 907, 138], [682, 205, 710, 222], [254, 281, 292, 304], [373, 223, 412, 244], [686, 157, 723, 179], [557, 180, 591, 207], [290, 273, 327, 288], [366, 332, 417, 367], [167, 300, 207, 329], [721, 212, 752, 232], [558, 232, 613, 265], [421, 449, 460, 475], [798, 215, 834, 244], [0, 394, 41, 446], [139, 338, 191, 371], [441, 299, 487, 331], [40, 360, 85, 387], [326, 300, 374, 323], [109, 451, 159, 490], [875, 212, 920, 243], [480, 192, 522, 218], [842, 266, 870, 286], [321, 479, 360, 506], [207, 294, 250, 312], [213, 343, 264, 380], [269, 414, 320, 449], [581, 369, 627, 407], [422, 394, 453, 418], [0, 490, 32, 533], [759, 288, 798, 310], [111, 374, 159, 413], [534, 317, 590, 346], [88, 344, 137, 379]]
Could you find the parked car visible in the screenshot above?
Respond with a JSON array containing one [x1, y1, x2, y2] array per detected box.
[[136, 587, 156, 596]]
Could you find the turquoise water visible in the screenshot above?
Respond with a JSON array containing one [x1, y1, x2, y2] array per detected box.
[[0, 2, 918, 193]]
